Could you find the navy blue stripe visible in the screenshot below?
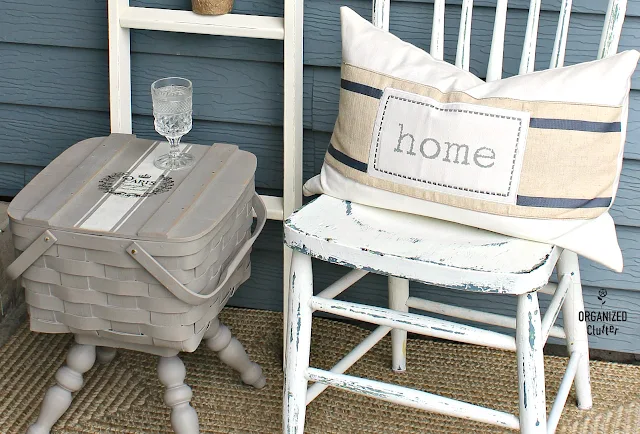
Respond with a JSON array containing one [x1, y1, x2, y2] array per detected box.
[[340, 79, 384, 99], [341, 79, 620, 134], [327, 143, 368, 172], [516, 196, 611, 208], [529, 118, 621, 133]]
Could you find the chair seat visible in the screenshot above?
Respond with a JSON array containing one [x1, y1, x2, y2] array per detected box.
[[284, 195, 560, 294]]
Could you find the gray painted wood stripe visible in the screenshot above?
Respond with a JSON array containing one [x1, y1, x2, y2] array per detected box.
[[78, 142, 188, 232], [110, 145, 193, 233], [340, 80, 622, 133], [23, 135, 135, 225], [139, 143, 239, 239], [74, 141, 160, 228]]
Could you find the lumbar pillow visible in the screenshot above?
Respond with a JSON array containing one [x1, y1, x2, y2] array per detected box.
[[304, 7, 639, 272]]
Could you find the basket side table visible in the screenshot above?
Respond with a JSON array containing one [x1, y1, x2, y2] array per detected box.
[[6, 134, 267, 434]]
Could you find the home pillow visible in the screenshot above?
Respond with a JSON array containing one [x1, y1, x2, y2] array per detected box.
[[304, 7, 640, 272]]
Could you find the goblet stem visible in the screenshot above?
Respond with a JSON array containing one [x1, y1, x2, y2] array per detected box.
[[167, 136, 182, 159]]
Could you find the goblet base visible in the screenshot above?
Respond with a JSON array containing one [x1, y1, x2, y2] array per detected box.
[[154, 152, 195, 171]]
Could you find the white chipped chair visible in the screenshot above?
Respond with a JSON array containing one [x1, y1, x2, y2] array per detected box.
[[283, 1, 629, 433]]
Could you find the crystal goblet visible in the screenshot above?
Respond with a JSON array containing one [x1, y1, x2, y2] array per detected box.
[[151, 77, 195, 170]]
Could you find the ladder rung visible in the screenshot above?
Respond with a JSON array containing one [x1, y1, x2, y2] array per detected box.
[[120, 7, 285, 40], [259, 194, 284, 221]]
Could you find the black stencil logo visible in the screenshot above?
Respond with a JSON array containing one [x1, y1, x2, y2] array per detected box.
[[98, 172, 174, 198], [597, 288, 607, 305]]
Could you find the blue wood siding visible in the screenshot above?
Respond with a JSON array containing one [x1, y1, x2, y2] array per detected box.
[[0, 0, 638, 351]]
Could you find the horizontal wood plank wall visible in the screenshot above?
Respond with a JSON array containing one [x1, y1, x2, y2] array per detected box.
[[0, 0, 638, 352]]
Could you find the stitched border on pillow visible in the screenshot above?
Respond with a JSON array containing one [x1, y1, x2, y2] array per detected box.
[[372, 94, 524, 198]]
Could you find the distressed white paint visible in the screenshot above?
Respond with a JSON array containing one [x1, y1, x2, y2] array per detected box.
[[598, 0, 628, 59], [486, 0, 508, 81], [557, 251, 593, 410], [120, 7, 285, 39], [389, 277, 409, 372], [310, 296, 517, 351], [455, 0, 474, 70], [407, 296, 566, 340], [306, 325, 391, 404], [516, 292, 546, 433], [284, 196, 559, 294], [316, 269, 368, 299], [431, 0, 446, 60], [547, 353, 582, 434], [520, 0, 542, 74], [550, 0, 573, 68], [306, 368, 521, 429], [541, 275, 571, 343], [372, 0, 390, 32], [538, 282, 558, 295], [284, 251, 313, 434], [27, 344, 97, 434]]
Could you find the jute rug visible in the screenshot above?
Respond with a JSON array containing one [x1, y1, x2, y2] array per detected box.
[[0, 307, 638, 433]]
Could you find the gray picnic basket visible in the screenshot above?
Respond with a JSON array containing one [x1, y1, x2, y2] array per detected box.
[[5, 134, 266, 357]]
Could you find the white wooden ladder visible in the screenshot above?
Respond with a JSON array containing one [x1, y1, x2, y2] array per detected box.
[[107, 0, 304, 302]]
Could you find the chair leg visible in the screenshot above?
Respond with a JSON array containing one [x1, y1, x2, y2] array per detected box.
[[27, 344, 97, 434], [283, 251, 313, 434], [516, 292, 547, 434], [557, 250, 593, 410], [204, 317, 266, 388], [96, 346, 117, 364], [389, 276, 409, 372], [158, 356, 200, 434]]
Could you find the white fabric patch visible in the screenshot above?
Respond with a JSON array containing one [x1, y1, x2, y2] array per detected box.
[[367, 88, 530, 204]]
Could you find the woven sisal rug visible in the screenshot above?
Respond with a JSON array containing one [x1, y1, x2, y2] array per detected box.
[[0, 307, 638, 433]]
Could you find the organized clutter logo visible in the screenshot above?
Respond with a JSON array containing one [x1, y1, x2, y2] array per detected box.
[[579, 289, 628, 336]]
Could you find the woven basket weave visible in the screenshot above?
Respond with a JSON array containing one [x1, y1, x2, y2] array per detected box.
[[12, 188, 260, 356], [192, 0, 234, 15], [6, 135, 265, 357]]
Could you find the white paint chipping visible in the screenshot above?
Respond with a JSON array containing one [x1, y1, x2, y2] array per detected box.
[[306, 368, 521, 429]]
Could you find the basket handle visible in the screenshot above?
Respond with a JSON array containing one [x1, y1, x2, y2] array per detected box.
[[5, 230, 57, 280], [127, 193, 267, 306]]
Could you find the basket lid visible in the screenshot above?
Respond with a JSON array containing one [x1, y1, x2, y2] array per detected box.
[[8, 134, 256, 243]]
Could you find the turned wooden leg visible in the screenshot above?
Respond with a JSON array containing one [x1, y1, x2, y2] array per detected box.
[[558, 251, 593, 410], [96, 346, 117, 364], [27, 344, 96, 434], [204, 317, 266, 389], [283, 251, 313, 434], [516, 292, 547, 434], [158, 356, 200, 434], [389, 276, 409, 372]]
